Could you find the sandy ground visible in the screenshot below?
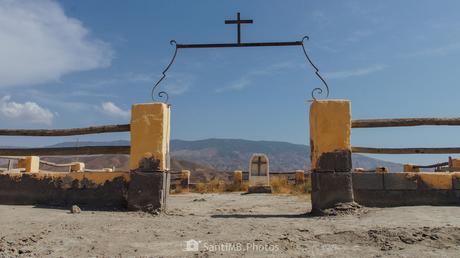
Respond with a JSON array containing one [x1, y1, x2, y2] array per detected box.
[[0, 193, 459, 257]]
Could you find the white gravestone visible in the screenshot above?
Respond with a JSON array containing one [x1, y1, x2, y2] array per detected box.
[[248, 153, 272, 193]]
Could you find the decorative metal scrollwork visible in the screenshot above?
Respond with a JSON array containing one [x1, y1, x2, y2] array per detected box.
[[151, 40, 178, 103], [301, 36, 329, 100], [150, 15, 332, 103]]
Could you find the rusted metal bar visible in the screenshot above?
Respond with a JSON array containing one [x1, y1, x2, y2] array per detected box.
[[352, 118, 460, 128], [352, 146, 460, 154], [0, 146, 130, 156], [176, 41, 303, 49], [0, 124, 130, 137]]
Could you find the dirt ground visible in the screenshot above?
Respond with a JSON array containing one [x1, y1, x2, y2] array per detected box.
[[0, 193, 459, 257]]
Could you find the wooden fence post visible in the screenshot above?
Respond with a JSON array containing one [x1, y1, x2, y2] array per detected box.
[[310, 100, 354, 213]]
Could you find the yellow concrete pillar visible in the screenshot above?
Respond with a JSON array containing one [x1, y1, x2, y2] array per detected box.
[[233, 170, 243, 184], [295, 170, 305, 184], [309, 100, 353, 212], [18, 156, 40, 173], [310, 100, 351, 171], [403, 164, 420, 172], [448, 157, 460, 172], [70, 162, 85, 172], [129, 103, 171, 171]]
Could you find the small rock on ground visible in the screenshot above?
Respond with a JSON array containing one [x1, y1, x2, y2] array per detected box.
[[70, 205, 81, 214]]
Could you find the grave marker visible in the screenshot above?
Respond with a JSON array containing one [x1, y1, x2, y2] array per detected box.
[[248, 153, 272, 193]]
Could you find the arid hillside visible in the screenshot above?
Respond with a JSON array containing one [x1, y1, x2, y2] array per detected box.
[[39, 138, 403, 172]]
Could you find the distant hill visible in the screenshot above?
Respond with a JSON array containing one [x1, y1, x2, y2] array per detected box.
[[170, 139, 402, 171], [44, 138, 403, 172]]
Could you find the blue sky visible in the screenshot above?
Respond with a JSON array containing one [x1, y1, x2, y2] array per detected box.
[[1, 0, 460, 165]]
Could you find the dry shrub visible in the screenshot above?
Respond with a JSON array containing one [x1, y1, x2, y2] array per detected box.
[[190, 179, 226, 193], [206, 179, 226, 192], [194, 182, 207, 193], [171, 182, 189, 194], [225, 181, 249, 192], [188, 180, 249, 193], [173, 175, 310, 195], [270, 176, 311, 195]]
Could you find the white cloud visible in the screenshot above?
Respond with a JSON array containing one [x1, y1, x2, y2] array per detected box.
[[0, 0, 113, 87], [324, 64, 386, 79], [402, 43, 460, 58], [345, 30, 374, 43], [215, 61, 302, 93], [215, 78, 250, 93], [79, 72, 191, 96], [0, 95, 54, 125], [160, 73, 193, 95], [101, 102, 130, 119]]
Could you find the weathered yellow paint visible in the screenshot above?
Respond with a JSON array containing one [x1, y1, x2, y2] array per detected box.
[[309, 100, 351, 170], [233, 170, 243, 183], [18, 156, 40, 173], [70, 162, 85, 172], [295, 170, 305, 183], [419, 172, 452, 190], [180, 170, 190, 180], [403, 164, 420, 172], [129, 103, 171, 171], [83, 172, 131, 184]]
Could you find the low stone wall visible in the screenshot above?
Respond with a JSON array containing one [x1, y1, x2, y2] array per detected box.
[[0, 172, 131, 208], [353, 172, 460, 207]]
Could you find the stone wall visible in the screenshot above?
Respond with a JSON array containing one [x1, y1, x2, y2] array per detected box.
[[0, 172, 130, 208], [0, 171, 170, 210], [353, 172, 460, 206]]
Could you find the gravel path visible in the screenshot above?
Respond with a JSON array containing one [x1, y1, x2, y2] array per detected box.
[[0, 193, 459, 257]]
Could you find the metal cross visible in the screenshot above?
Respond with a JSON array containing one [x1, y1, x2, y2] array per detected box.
[[225, 12, 253, 44], [252, 156, 267, 176]]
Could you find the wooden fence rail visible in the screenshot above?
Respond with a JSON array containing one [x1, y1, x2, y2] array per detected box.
[[352, 146, 460, 154], [0, 146, 130, 156], [39, 160, 80, 167], [0, 124, 130, 137], [352, 118, 460, 128], [413, 162, 449, 169]]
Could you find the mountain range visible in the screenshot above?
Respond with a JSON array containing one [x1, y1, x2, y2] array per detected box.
[[44, 138, 403, 172]]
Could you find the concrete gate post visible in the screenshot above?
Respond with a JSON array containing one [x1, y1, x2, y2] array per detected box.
[[127, 103, 171, 212], [309, 100, 354, 213]]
